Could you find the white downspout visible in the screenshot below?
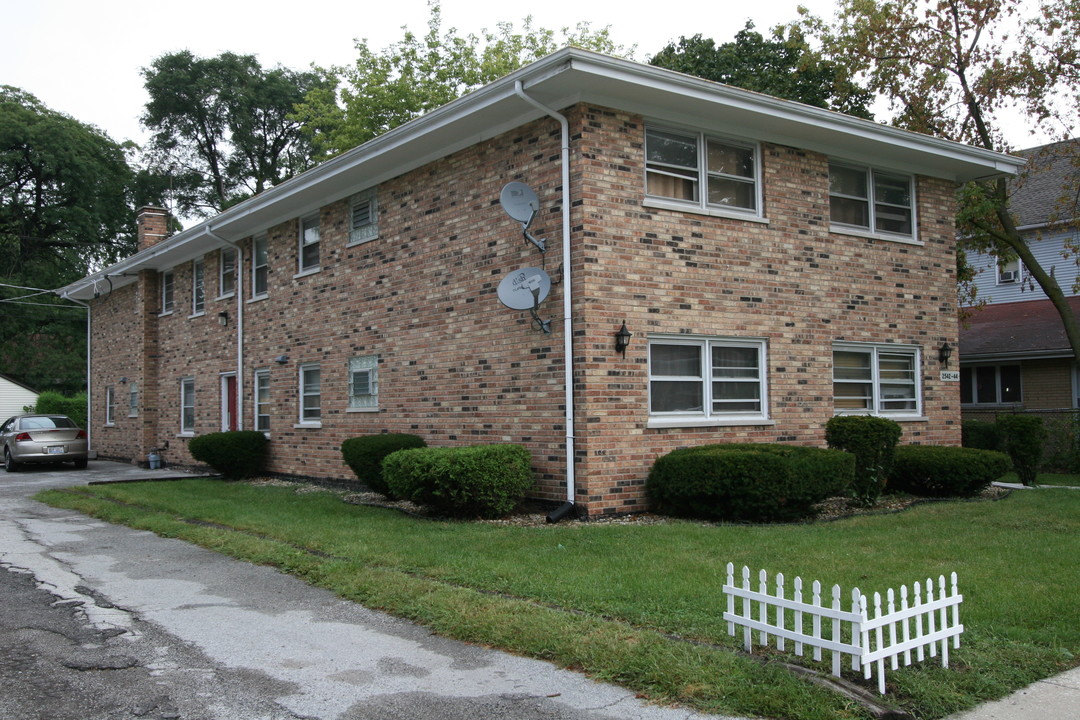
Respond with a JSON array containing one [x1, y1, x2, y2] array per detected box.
[[514, 80, 576, 518], [206, 227, 244, 430]]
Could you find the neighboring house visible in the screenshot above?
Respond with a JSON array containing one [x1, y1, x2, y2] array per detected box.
[[0, 373, 38, 419], [960, 140, 1080, 421], [59, 49, 1022, 516]]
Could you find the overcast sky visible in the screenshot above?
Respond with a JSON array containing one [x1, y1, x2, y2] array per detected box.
[[3, 0, 1046, 149]]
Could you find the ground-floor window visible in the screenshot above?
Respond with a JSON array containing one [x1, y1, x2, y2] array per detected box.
[[348, 355, 379, 410], [180, 377, 196, 434], [833, 343, 921, 416], [299, 364, 321, 424], [648, 336, 768, 424], [254, 368, 270, 433], [105, 386, 116, 426], [961, 364, 1021, 405]]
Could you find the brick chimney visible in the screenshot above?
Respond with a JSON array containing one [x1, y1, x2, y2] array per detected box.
[[136, 206, 170, 251]]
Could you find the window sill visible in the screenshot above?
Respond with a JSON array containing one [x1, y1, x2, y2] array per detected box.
[[834, 412, 928, 422], [643, 198, 768, 225], [103, 423, 116, 428], [158, 310, 174, 318], [177, 432, 195, 438], [647, 417, 775, 429], [346, 407, 380, 413], [215, 293, 236, 302], [246, 294, 268, 304], [293, 267, 321, 279], [294, 422, 322, 429], [346, 236, 378, 248], [829, 225, 922, 246], [188, 311, 206, 320]]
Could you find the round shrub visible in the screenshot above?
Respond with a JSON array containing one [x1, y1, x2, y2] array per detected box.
[[646, 444, 855, 523], [188, 430, 268, 479], [996, 414, 1047, 486], [383, 444, 533, 518], [961, 419, 1003, 452], [825, 415, 903, 504], [888, 445, 1010, 497], [341, 433, 427, 496]]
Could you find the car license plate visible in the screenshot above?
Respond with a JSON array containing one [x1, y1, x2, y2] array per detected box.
[[47, 445, 65, 454]]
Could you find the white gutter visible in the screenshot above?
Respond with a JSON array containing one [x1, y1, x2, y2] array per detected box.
[[514, 80, 576, 519], [205, 227, 244, 431]]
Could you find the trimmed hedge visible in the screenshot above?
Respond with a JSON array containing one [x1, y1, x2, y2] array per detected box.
[[188, 431, 269, 479], [341, 433, 427, 496], [382, 444, 533, 518], [32, 390, 88, 430], [961, 419, 1004, 452], [825, 415, 903, 504], [996, 414, 1047, 486], [888, 445, 1010, 497], [646, 444, 855, 523]]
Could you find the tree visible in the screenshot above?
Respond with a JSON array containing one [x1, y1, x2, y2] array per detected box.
[[141, 51, 332, 218], [294, 3, 632, 159], [807, 0, 1080, 359], [0, 87, 137, 393], [649, 22, 874, 119]]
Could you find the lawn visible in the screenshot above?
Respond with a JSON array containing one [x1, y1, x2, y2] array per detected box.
[[38, 481, 1080, 720], [996, 471, 1080, 487]]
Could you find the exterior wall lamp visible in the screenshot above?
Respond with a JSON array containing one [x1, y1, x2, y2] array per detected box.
[[615, 321, 632, 356], [938, 342, 953, 368], [218, 311, 229, 327], [274, 355, 289, 365]]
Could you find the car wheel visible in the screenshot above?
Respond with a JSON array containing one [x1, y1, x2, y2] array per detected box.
[[4, 447, 19, 473], [73, 458, 88, 469]]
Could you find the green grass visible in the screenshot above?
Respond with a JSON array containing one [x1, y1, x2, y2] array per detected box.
[[37, 481, 1080, 720], [996, 471, 1080, 487]]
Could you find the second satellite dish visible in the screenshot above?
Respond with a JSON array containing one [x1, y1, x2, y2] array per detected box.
[[497, 267, 551, 310]]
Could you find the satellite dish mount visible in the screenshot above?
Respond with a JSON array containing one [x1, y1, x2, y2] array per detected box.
[[500, 182, 546, 253]]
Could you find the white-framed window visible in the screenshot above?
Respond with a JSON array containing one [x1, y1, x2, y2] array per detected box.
[[180, 377, 196, 434], [254, 368, 271, 433], [128, 382, 138, 417], [219, 248, 237, 297], [160, 270, 174, 314], [645, 126, 760, 217], [997, 257, 1022, 285], [105, 386, 116, 426], [298, 214, 320, 273], [349, 188, 379, 246], [960, 364, 1021, 405], [192, 258, 205, 315], [252, 235, 268, 299], [299, 363, 321, 424], [648, 337, 768, 425], [833, 343, 921, 416], [348, 355, 379, 410], [829, 162, 915, 239]]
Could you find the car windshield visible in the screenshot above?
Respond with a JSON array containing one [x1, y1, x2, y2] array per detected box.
[[19, 417, 76, 430]]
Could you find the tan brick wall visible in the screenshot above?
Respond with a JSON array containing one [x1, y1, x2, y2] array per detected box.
[[90, 103, 963, 514]]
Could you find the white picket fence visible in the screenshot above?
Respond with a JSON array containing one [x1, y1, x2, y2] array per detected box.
[[723, 563, 964, 694]]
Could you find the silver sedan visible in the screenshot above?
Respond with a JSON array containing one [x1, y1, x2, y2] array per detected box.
[[1, 414, 89, 471]]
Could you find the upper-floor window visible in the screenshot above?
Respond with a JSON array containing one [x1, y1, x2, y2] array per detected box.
[[348, 355, 379, 410], [192, 258, 206, 315], [829, 162, 915, 239], [960, 365, 1021, 405], [299, 214, 320, 273], [833, 343, 921, 416], [349, 188, 379, 246], [160, 270, 174, 314], [648, 337, 768, 425], [219, 248, 237, 296], [997, 257, 1022, 285], [252, 235, 268, 299], [645, 126, 759, 216]]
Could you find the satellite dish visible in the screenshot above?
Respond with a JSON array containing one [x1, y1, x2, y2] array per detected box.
[[497, 267, 551, 310], [500, 182, 539, 225]]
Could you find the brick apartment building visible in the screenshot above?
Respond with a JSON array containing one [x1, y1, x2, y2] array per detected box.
[[60, 49, 1024, 516]]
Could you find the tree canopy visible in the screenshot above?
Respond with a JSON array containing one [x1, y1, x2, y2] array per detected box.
[[0, 87, 138, 393], [294, 3, 632, 159], [649, 22, 874, 118], [141, 50, 332, 218]]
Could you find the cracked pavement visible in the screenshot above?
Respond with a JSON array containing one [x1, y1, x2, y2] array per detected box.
[[1, 463, 746, 720]]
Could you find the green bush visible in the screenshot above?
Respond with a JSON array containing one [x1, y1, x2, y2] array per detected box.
[[889, 445, 1010, 497], [962, 419, 1004, 452], [646, 444, 854, 523], [31, 390, 88, 430], [341, 433, 427, 496], [996, 414, 1048, 486], [825, 415, 903, 504], [383, 444, 533, 518], [188, 431, 269, 479]]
